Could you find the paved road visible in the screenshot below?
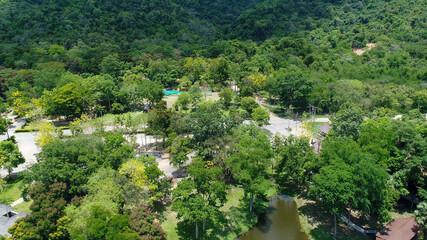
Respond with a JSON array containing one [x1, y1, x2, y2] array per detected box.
[[0, 131, 39, 178], [245, 117, 330, 137], [254, 97, 330, 136], [0, 117, 40, 178], [1, 124, 186, 178], [1, 112, 329, 178]]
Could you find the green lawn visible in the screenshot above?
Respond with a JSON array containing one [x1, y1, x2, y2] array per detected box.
[[295, 195, 370, 240], [161, 205, 180, 240], [0, 177, 32, 214], [163, 92, 220, 109], [14, 200, 32, 213], [0, 178, 24, 205]]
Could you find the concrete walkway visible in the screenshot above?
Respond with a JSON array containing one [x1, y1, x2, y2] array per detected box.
[[0, 115, 40, 178], [10, 198, 24, 207], [340, 215, 377, 234]]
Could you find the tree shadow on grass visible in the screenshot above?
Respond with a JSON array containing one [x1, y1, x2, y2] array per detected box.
[[298, 198, 369, 240], [1, 175, 24, 204], [276, 180, 310, 199], [175, 201, 258, 240], [154, 200, 171, 223], [218, 203, 258, 238]]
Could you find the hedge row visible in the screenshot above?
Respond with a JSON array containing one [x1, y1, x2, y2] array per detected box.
[[15, 126, 70, 133]]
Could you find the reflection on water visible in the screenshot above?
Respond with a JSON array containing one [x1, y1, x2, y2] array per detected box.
[[238, 195, 309, 240]]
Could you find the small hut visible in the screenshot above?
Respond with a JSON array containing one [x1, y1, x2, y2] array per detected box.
[[319, 124, 331, 137], [0, 204, 30, 237], [376, 217, 419, 240]]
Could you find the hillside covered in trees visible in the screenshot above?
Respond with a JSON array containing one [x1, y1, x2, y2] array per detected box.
[[0, 0, 426, 239], [0, 0, 425, 114]]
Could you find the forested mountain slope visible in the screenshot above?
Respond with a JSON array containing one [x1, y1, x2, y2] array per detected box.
[[1, 0, 425, 49], [0, 0, 425, 112], [0, 0, 192, 46]]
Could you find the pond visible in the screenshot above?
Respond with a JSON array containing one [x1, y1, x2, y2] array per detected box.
[[238, 195, 309, 240]]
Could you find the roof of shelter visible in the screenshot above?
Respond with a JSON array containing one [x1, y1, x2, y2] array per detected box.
[[376, 217, 419, 240]]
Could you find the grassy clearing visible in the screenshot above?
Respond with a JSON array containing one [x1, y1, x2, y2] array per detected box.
[[294, 195, 369, 240], [161, 187, 258, 240], [161, 205, 180, 240], [14, 200, 32, 213], [1, 177, 32, 213], [100, 112, 145, 125], [163, 92, 220, 109], [0, 178, 24, 205]]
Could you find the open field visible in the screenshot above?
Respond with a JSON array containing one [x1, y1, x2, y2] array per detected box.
[[100, 111, 145, 125], [14, 200, 32, 213], [1, 178, 23, 205], [163, 92, 220, 109]]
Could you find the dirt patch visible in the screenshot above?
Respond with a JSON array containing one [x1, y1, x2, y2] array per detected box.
[[353, 48, 365, 56], [353, 43, 377, 56], [366, 43, 377, 49]]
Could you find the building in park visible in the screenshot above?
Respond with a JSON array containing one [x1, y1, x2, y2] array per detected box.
[[313, 124, 331, 154], [0, 204, 29, 237], [376, 217, 419, 240]]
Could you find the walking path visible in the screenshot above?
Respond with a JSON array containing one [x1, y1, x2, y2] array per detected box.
[[340, 215, 378, 234], [254, 97, 330, 137], [10, 198, 23, 207]]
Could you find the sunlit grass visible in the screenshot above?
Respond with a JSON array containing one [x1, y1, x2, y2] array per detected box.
[[14, 200, 32, 213], [0, 178, 24, 205]]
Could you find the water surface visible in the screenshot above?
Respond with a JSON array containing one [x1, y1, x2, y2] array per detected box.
[[239, 195, 309, 240]]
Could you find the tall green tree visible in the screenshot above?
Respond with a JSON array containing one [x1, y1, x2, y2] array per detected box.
[[240, 96, 258, 115], [0, 140, 25, 177], [99, 54, 131, 78], [415, 201, 427, 240], [352, 156, 394, 223], [251, 106, 270, 126], [358, 117, 397, 166], [42, 82, 90, 119], [65, 168, 134, 239], [173, 158, 227, 239], [26, 134, 134, 195], [331, 103, 364, 140], [219, 88, 235, 109], [147, 102, 173, 140], [309, 161, 355, 240], [0, 116, 9, 139], [174, 92, 192, 111], [140, 79, 164, 105], [225, 125, 273, 212], [266, 66, 312, 109], [275, 135, 318, 189], [191, 101, 242, 145]]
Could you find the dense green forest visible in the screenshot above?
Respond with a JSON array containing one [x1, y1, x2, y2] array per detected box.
[[0, 0, 426, 116], [0, 0, 426, 239]]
